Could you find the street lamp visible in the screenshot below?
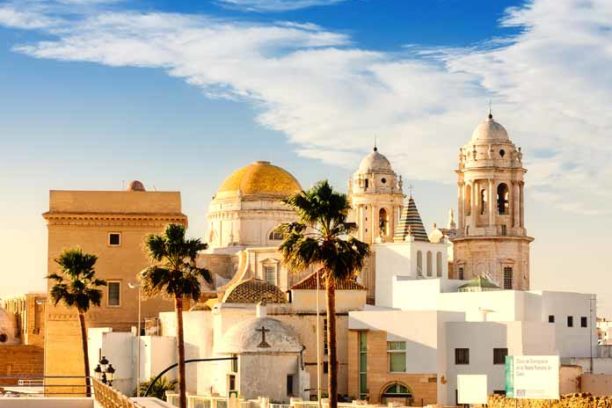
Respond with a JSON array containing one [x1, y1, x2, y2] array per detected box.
[[128, 281, 142, 396], [94, 356, 116, 386]]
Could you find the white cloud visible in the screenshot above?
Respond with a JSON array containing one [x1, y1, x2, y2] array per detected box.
[[216, 0, 347, 12], [1, 0, 611, 214]]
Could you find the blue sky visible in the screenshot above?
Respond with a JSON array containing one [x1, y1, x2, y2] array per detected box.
[[0, 0, 611, 315]]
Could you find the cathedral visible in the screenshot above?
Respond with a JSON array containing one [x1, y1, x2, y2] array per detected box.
[[195, 112, 532, 301], [33, 112, 534, 401]]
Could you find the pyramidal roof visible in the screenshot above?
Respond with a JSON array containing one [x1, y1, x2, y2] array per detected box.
[[393, 196, 429, 242]]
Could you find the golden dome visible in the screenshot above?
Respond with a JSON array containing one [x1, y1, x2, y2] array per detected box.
[[217, 161, 302, 198]]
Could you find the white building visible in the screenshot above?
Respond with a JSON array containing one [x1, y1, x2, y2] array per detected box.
[[348, 273, 597, 405]]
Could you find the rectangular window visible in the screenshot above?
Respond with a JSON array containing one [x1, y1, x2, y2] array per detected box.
[[458, 267, 464, 280], [455, 348, 469, 365], [263, 266, 276, 286], [548, 315, 555, 323], [286, 375, 294, 396], [323, 319, 328, 355], [108, 233, 121, 246], [229, 374, 236, 392], [493, 348, 508, 365], [108, 282, 121, 307], [323, 361, 328, 374], [567, 316, 574, 327], [359, 332, 367, 399], [503, 267, 513, 290], [387, 341, 407, 372], [581, 316, 588, 328]]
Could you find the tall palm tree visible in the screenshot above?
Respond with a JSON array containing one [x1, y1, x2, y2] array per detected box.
[[140, 224, 212, 408], [278, 180, 369, 408], [47, 248, 107, 397]]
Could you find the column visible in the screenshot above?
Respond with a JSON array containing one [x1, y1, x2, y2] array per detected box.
[[512, 182, 520, 228], [457, 182, 464, 230], [470, 181, 477, 231], [488, 178, 496, 226], [519, 183, 525, 227]]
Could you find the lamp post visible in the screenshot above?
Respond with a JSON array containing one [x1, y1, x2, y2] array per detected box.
[[315, 269, 322, 408], [128, 282, 142, 396], [94, 356, 116, 386]]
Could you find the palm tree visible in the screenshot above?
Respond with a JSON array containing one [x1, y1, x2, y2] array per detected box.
[[277, 180, 369, 408], [138, 376, 177, 401], [140, 224, 212, 408], [47, 248, 107, 397]]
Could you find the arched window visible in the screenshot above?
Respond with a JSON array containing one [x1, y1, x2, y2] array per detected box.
[[465, 184, 472, 216], [436, 252, 442, 277], [480, 187, 487, 214], [379, 208, 389, 237], [381, 383, 412, 405], [416, 251, 423, 276], [497, 183, 509, 215], [269, 230, 283, 241], [426, 251, 432, 277]]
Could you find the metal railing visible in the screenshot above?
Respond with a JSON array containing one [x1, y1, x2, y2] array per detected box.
[[0, 375, 93, 397]]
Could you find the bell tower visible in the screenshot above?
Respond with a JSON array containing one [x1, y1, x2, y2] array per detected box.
[[452, 113, 534, 289], [348, 146, 405, 245], [349, 146, 404, 303]]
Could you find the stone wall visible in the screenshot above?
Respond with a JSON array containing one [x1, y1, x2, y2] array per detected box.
[[347, 330, 437, 405], [0, 345, 44, 386], [488, 393, 612, 408]]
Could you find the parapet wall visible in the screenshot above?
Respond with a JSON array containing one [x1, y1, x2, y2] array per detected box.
[[489, 393, 612, 408]]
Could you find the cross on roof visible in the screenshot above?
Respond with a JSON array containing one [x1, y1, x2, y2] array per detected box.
[[256, 325, 271, 348]]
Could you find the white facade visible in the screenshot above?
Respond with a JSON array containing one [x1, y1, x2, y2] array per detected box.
[[88, 328, 177, 397], [349, 256, 598, 405], [374, 239, 449, 308]]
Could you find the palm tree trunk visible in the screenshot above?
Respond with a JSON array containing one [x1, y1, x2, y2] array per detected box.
[[78, 312, 91, 397], [175, 296, 187, 408], [326, 275, 338, 408]]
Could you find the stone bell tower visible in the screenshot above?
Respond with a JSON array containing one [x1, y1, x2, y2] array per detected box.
[[349, 146, 405, 245], [452, 113, 534, 290], [349, 146, 404, 302]]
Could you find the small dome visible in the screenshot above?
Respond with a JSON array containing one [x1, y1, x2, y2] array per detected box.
[[222, 278, 287, 304], [216, 316, 302, 354], [217, 161, 301, 198], [0, 308, 17, 345], [358, 147, 393, 173], [126, 180, 146, 192], [471, 115, 509, 143]]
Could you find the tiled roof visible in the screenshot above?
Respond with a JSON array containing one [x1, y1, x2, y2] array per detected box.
[[291, 269, 366, 290], [222, 278, 287, 304], [394, 197, 430, 242]]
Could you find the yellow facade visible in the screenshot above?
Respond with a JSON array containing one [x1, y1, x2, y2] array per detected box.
[[43, 186, 187, 394]]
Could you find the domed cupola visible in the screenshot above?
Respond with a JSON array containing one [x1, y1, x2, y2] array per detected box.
[[358, 147, 394, 174], [470, 113, 510, 143]]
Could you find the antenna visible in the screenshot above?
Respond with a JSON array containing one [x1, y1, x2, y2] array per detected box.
[[488, 99, 493, 119], [374, 135, 378, 152]]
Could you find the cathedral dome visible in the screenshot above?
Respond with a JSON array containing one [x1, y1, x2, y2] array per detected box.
[[358, 147, 393, 173], [216, 316, 302, 354], [222, 278, 288, 304], [217, 161, 302, 198], [471, 114, 509, 143]]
